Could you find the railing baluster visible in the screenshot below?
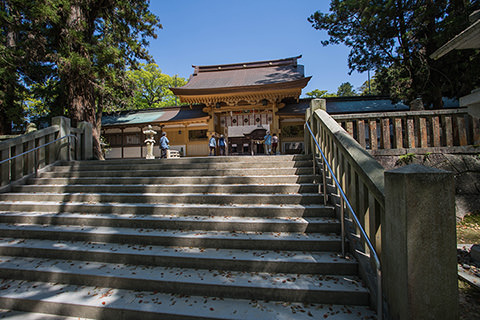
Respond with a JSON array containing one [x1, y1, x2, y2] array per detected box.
[[432, 116, 441, 147], [419, 117, 428, 148], [0, 148, 10, 186], [407, 117, 416, 148], [13, 143, 23, 181], [26, 139, 35, 175], [456, 115, 468, 146], [381, 118, 391, 149], [394, 118, 403, 148], [473, 116, 480, 145], [37, 136, 46, 169], [357, 120, 366, 148], [444, 115, 454, 146], [369, 119, 378, 150], [346, 121, 354, 138]]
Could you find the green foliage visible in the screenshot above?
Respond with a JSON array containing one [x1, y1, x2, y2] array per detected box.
[[423, 152, 432, 164], [0, 0, 162, 157], [309, 1, 480, 107], [0, 0, 54, 132], [127, 63, 187, 109], [305, 89, 336, 98], [336, 82, 357, 97], [396, 153, 417, 166], [358, 75, 383, 96], [395, 152, 432, 166]]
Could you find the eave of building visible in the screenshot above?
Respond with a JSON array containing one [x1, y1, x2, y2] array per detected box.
[[173, 79, 310, 106], [172, 77, 310, 96], [430, 13, 480, 59], [101, 105, 209, 128], [103, 116, 209, 127]]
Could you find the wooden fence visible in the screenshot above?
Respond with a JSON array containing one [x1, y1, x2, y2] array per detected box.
[[332, 109, 480, 152]]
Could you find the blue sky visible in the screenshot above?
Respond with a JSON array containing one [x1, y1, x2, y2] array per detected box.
[[148, 0, 367, 96]]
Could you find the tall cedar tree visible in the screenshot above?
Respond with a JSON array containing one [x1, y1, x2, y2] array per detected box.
[[52, 0, 161, 159], [309, 0, 480, 108], [0, 1, 160, 158]]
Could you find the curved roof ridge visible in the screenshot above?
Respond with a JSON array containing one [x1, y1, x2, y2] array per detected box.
[[193, 55, 302, 74]]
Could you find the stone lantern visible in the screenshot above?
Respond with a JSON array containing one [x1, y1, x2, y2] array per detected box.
[[143, 125, 157, 159]]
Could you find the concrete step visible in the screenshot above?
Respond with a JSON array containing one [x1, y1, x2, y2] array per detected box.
[[27, 174, 316, 185], [0, 238, 357, 275], [12, 183, 319, 194], [37, 167, 313, 178], [0, 309, 94, 320], [53, 160, 314, 171], [0, 201, 334, 217], [0, 279, 376, 319], [0, 192, 322, 205], [0, 212, 339, 233], [0, 256, 370, 305], [62, 154, 311, 166], [0, 224, 342, 251]]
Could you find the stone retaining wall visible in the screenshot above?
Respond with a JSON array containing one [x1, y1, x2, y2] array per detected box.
[[373, 152, 480, 219]]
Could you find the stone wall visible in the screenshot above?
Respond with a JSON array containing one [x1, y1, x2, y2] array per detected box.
[[374, 152, 480, 220]]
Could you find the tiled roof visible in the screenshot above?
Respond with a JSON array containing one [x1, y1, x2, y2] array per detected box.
[[279, 97, 410, 116], [171, 56, 310, 95], [102, 106, 208, 126]]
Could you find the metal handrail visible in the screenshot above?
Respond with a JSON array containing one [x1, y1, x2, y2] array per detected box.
[[305, 121, 382, 319], [0, 134, 79, 176]]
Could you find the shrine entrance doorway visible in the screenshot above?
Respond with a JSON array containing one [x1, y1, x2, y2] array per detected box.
[[219, 111, 271, 155]]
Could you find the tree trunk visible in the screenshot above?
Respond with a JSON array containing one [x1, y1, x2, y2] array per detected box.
[[0, 3, 18, 135], [61, 0, 104, 159]]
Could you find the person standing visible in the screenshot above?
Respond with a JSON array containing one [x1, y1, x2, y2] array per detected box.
[[264, 131, 272, 155], [272, 133, 278, 155], [209, 134, 217, 156], [159, 132, 169, 158], [218, 134, 226, 156]]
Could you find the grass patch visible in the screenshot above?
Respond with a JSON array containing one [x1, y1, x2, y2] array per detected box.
[[457, 212, 480, 244]]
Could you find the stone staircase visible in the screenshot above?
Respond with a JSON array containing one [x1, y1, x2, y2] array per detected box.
[[0, 155, 376, 319]]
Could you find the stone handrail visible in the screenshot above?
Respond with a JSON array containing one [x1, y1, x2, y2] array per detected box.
[[332, 108, 480, 153], [306, 100, 385, 310], [0, 116, 93, 187], [305, 99, 458, 318]]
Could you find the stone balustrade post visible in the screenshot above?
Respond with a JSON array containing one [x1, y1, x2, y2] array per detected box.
[[305, 99, 326, 155], [78, 121, 93, 160], [382, 164, 458, 320], [52, 116, 71, 161]]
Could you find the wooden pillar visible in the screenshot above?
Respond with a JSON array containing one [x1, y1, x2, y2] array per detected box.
[[139, 126, 143, 159], [121, 128, 125, 159], [271, 101, 279, 135], [207, 107, 215, 136]]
